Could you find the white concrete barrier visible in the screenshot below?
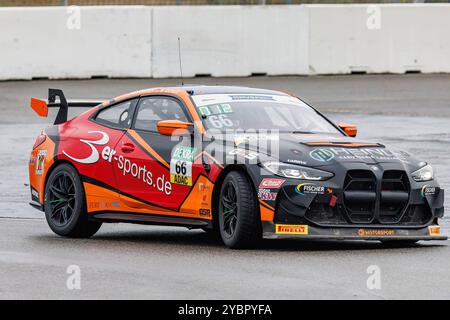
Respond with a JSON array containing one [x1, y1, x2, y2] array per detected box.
[[308, 4, 450, 74], [151, 5, 309, 78], [0, 4, 449, 80], [0, 6, 152, 80]]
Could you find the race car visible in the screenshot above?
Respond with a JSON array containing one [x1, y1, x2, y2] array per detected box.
[[28, 86, 446, 248]]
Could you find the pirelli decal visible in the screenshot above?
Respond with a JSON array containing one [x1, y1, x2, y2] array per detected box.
[[275, 224, 308, 235]]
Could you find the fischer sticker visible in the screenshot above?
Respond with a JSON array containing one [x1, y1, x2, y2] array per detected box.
[[170, 146, 196, 186], [421, 185, 438, 197], [295, 183, 331, 195]]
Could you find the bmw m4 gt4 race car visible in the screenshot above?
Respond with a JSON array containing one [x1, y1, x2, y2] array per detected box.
[[28, 86, 446, 248]]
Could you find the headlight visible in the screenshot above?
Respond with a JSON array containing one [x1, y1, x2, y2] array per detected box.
[[411, 164, 434, 182], [260, 161, 334, 181]]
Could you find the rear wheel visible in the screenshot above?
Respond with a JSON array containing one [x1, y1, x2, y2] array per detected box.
[[218, 171, 261, 249], [44, 163, 102, 238]]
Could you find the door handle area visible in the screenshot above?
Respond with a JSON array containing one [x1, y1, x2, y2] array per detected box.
[[121, 143, 135, 153]]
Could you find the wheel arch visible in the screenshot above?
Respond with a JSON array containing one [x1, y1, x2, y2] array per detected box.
[[43, 159, 84, 210]]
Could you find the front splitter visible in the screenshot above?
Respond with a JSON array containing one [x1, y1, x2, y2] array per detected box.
[[262, 222, 448, 241]]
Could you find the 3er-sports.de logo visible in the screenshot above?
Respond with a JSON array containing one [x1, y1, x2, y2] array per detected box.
[[63, 131, 109, 164]]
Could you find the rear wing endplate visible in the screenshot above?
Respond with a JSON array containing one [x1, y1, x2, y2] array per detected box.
[[30, 88, 104, 125]]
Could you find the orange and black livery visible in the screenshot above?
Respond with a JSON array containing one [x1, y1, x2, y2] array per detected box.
[[28, 85, 446, 248]]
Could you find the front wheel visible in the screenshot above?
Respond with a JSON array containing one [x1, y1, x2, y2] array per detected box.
[[218, 171, 261, 249], [44, 163, 102, 238]]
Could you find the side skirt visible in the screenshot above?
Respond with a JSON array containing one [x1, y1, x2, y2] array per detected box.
[[91, 211, 211, 229]]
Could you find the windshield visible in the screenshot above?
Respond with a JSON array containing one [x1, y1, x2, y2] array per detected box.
[[192, 94, 341, 134]]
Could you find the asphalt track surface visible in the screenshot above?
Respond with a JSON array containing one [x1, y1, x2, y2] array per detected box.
[[0, 74, 449, 299]]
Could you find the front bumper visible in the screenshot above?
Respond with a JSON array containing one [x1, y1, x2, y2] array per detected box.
[[262, 222, 447, 241]]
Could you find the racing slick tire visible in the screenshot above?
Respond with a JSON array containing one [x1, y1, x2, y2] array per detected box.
[[218, 171, 261, 249], [44, 163, 102, 238]]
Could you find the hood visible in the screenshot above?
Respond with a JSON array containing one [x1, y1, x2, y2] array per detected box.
[[217, 132, 425, 171]]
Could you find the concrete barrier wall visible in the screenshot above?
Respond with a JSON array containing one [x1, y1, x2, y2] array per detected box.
[[0, 4, 449, 80], [308, 4, 450, 74], [151, 6, 309, 77], [0, 6, 152, 80]]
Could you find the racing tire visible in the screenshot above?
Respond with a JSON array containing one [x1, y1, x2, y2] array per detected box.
[[218, 171, 261, 249], [44, 163, 102, 238]]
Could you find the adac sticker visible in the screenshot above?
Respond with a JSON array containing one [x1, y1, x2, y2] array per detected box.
[[35, 150, 47, 175], [421, 185, 438, 197], [295, 183, 332, 195], [170, 146, 196, 186]]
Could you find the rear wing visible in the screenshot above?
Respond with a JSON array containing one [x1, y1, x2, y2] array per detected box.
[[30, 88, 104, 125]]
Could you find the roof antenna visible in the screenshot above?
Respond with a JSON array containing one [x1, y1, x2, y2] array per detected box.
[[178, 37, 184, 86]]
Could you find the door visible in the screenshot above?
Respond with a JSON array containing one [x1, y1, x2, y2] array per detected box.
[[113, 95, 204, 213]]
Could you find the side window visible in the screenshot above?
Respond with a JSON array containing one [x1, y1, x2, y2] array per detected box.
[[134, 97, 189, 132], [95, 100, 133, 129]]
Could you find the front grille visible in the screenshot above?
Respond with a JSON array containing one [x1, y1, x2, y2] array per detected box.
[[343, 170, 377, 223], [379, 170, 410, 223]]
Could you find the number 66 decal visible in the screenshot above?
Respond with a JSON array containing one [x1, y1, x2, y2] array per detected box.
[[63, 131, 109, 164]]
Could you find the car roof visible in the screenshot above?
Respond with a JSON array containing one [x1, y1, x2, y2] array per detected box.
[[103, 85, 291, 107], [164, 85, 289, 96]]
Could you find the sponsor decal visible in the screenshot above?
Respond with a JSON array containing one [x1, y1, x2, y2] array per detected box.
[[197, 103, 233, 117], [428, 225, 441, 236], [421, 185, 438, 197], [258, 188, 277, 201], [229, 95, 275, 101], [35, 150, 47, 175], [29, 155, 36, 165], [310, 148, 335, 162], [229, 148, 258, 160], [31, 188, 39, 199], [287, 158, 307, 166], [259, 178, 285, 189], [66, 131, 173, 196], [88, 201, 120, 210], [275, 224, 308, 235], [295, 183, 332, 195], [357, 229, 396, 236], [310, 147, 402, 162], [170, 146, 196, 186], [199, 209, 211, 217], [63, 131, 109, 164]]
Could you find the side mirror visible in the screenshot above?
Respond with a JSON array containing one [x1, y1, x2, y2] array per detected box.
[[157, 120, 193, 136], [338, 123, 357, 137]]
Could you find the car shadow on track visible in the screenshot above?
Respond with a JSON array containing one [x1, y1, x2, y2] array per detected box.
[[44, 228, 445, 252]]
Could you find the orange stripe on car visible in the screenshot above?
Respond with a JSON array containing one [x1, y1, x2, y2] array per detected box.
[[127, 129, 170, 169]]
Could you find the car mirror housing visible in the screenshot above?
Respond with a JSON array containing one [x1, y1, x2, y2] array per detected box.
[[338, 122, 358, 137], [157, 120, 193, 136]]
